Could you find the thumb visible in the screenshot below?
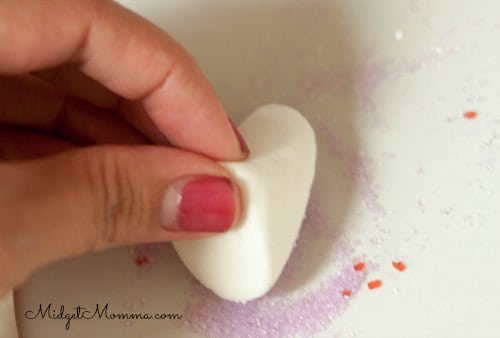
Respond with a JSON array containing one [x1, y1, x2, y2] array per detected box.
[[0, 145, 240, 291]]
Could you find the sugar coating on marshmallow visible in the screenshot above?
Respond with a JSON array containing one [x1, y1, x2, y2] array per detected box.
[[173, 104, 317, 302]]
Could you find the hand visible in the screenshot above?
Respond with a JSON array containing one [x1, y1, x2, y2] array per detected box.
[[0, 0, 248, 293]]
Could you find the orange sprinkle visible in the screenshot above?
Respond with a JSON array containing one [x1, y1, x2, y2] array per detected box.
[[353, 262, 366, 271], [368, 280, 382, 290], [392, 261, 406, 271], [341, 290, 352, 298], [463, 111, 477, 119], [135, 256, 149, 266]]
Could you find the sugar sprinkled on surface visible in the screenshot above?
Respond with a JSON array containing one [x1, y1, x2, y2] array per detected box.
[[296, 60, 398, 118], [184, 256, 366, 338], [316, 123, 386, 220], [183, 186, 367, 337]]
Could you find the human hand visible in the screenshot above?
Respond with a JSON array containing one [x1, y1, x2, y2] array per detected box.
[[0, 0, 248, 293]]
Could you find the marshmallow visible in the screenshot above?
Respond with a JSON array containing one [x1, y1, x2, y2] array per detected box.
[[173, 104, 316, 302]]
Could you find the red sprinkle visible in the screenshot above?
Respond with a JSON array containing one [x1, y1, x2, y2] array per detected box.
[[353, 262, 366, 271], [341, 290, 352, 298], [463, 111, 477, 119], [368, 280, 382, 290], [392, 261, 406, 271], [135, 256, 149, 266]]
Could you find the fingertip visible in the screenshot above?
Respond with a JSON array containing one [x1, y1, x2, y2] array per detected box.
[[143, 62, 249, 160]]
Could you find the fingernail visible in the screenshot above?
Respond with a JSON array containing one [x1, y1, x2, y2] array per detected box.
[[230, 119, 250, 156], [161, 176, 237, 232]]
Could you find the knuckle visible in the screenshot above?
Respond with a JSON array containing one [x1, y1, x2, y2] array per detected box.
[[81, 147, 144, 251]]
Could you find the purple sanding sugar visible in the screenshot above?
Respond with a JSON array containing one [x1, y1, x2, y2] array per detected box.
[[293, 60, 397, 117], [288, 50, 460, 120], [315, 123, 386, 220], [183, 197, 366, 338], [184, 255, 366, 338], [301, 194, 327, 231]]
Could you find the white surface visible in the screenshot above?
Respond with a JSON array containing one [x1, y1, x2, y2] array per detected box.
[[13, 1, 500, 337], [173, 105, 316, 302]]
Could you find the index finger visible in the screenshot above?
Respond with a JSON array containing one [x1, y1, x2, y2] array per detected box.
[[0, 0, 247, 160]]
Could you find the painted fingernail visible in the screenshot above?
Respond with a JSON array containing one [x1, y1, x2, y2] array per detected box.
[[161, 176, 237, 232], [230, 119, 250, 156]]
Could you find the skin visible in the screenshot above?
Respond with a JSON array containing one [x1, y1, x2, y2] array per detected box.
[[0, 0, 246, 294]]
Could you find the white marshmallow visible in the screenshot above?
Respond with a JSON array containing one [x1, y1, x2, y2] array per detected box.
[[172, 104, 317, 302]]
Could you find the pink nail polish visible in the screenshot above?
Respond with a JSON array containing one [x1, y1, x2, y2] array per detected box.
[[161, 176, 236, 232], [230, 120, 250, 156]]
